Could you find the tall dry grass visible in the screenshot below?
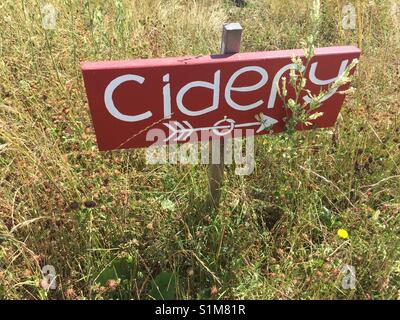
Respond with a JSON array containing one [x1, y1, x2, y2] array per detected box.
[[0, 0, 399, 299]]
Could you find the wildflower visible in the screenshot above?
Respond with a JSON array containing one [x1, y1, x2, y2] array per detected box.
[[337, 228, 349, 239], [40, 278, 50, 290], [65, 288, 77, 299], [146, 222, 154, 231], [210, 285, 219, 296], [107, 279, 118, 291]]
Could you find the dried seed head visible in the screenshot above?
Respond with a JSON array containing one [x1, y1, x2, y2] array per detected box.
[[69, 201, 80, 210], [23, 269, 33, 277], [84, 200, 97, 208]]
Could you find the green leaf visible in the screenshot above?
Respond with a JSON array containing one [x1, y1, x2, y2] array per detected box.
[[319, 207, 339, 228], [96, 257, 134, 286], [197, 288, 212, 300], [149, 272, 176, 300], [308, 112, 324, 120], [161, 198, 176, 212]]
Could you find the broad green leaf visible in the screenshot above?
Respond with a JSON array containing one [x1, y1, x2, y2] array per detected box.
[[96, 257, 134, 286], [149, 272, 176, 300]]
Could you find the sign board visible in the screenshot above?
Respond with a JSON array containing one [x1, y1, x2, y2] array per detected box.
[[81, 46, 360, 151]]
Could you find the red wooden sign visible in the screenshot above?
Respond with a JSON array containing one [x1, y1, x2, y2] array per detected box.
[[81, 46, 360, 151]]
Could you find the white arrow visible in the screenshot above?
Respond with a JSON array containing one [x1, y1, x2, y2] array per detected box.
[[164, 121, 194, 141], [163, 114, 278, 142], [253, 113, 279, 133]]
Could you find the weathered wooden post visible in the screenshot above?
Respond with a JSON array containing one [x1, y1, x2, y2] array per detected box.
[[207, 23, 243, 210]]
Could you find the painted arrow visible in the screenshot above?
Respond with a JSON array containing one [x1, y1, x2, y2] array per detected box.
[[163, 114, 278, 142], [252, 113, 279, 133]]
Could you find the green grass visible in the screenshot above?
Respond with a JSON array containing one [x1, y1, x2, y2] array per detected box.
[[0, 0, 399, 299]]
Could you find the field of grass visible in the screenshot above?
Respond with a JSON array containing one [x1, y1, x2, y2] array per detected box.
[[0, 0, 399, 300]]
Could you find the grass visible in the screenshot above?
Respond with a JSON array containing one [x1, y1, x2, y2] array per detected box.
[[0, 0, 399, 299]]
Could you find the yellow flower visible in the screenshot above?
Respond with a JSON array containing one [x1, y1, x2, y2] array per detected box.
[[337, 229, 349, 239]]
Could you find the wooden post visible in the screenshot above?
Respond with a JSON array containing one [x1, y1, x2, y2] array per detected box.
[[207, 23, 243, 210]]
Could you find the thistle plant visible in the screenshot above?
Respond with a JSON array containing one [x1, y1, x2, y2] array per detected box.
[[275, 0, 359, 135], [278, 36, 358, 134]]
